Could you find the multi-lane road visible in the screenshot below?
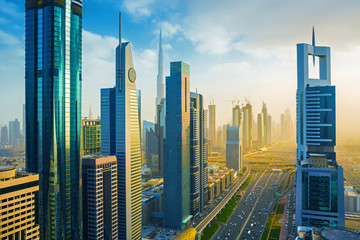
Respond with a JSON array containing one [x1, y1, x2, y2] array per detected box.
[[194, 161, 251, 233], [211, 169, 289, 240]]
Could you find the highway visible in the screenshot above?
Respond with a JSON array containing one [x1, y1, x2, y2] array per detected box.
[[280, 187, 296, 240], [210, 169, 288, 240], [195, 161, 251, 233]]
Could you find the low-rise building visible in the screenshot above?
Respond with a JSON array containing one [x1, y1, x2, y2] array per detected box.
[[207, 182, 215, 202], [0, 166, 40, 239], [345, 189, 360, 213], [142, 194, 159, 225]]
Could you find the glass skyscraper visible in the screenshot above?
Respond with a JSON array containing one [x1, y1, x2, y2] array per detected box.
[[164, 61, 192, 230], [190, 92, 208, 217], [25, 0, 82, 239], [226, 124, 242, 171], [101, 13, 142, 239], [242, 102, 252, 151], [295, 30, 345, 229]]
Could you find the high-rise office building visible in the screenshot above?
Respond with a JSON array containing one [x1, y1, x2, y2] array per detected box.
[[242, 102, 252, 151], [23, 104, 26, 137], [82, 156, 118, 240], [226, 125, 242, 171], [1, 126, 8, 146], [156, 28, 165, 106], [164, 61, 192, 229], [100, 13, 142, 239], [208, 104, 216, 151], [267, 115, 272, 146], [81, 119, 101, 155], [155, 99, 166, 177], [137, 89, 142, 144], [281, 108, 292, 141], [295, 29, 345, 229], [142, 120, 156, 164], [25, 1, 82, 238], [145, 127, 159, 174], [258, 112, 265, 148], [0, 166, 40, 239], [154, 28, 166, 177], [9, 119, 21, 146], [232, 105, 242, 127], [258, 102, 271, 148], [190, 92, 208, 217]]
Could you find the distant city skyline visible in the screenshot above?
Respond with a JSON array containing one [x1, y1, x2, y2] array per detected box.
[[1, 0, 360, 138]]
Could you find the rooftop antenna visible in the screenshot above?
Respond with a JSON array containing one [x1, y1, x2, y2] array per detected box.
[[312, 26, 315, 66], [118, 12, 123, 92]]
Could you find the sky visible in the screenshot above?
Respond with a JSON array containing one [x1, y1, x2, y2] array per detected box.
[[0, 0, 360, 140]]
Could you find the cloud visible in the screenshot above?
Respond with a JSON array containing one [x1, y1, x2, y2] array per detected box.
[[123, 0, 156, 17], [161, 21, 182, 38], [0, 29, 21, 45], [163, 43, 172, 50], [134, 48, 157, 70], [82, 30, 118, 117]]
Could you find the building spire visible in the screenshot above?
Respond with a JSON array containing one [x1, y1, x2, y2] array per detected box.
[[312, 26, 315, 66], [156, 25, 165, 106], [117, 12, 123, 91]]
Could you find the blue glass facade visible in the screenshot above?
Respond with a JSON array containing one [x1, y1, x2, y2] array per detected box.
[[25, 0, 82, 239], [164, 61, 191, 230], [190, 92, 208, 217], [226, 125, 242, 171], [295, 35, 344, 229]]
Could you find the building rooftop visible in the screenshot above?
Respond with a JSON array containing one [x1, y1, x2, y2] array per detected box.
[[82, 155, 117, 166], [345, 191, 358, 197], [0, 165, 15, 171], [321, 228, 360, 240]]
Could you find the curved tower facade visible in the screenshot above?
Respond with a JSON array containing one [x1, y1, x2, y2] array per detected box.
[[25, 0, 82, 239]]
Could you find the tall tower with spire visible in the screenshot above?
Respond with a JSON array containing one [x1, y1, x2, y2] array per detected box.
[[295, 28, 344, 229], [156, 27, 165, 106], [101, 12, 142, 239]]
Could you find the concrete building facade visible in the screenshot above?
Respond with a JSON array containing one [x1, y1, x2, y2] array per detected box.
[[82, 156, 118, 240]]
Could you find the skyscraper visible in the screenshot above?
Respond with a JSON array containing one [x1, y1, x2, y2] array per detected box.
[[190, 92, 208, 217], [9, 119, 20, 146], [0, 166, 40, 239], [232, 104, 242, 127], [145, 127, 159, 174], [100, 13, 142, 239], [23, 103, 26, 137], [280, 108, 292, 141], [164, 61, 191, 229], [295, 29, 345, 229], [137, 89, 142, 144], [242, 102, 252, 151], [25, 1, 82, 238], [82, 156, 118, 240], [226, 125, 242, 172], [267, 115, 272, 146], [258, 102, 270, 148], [258, 112, 265, 148], [156, 28, 165, 106], [1, 125, 8, 146], [208, 104, 216, 151], [155, 98, 166, 177]]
